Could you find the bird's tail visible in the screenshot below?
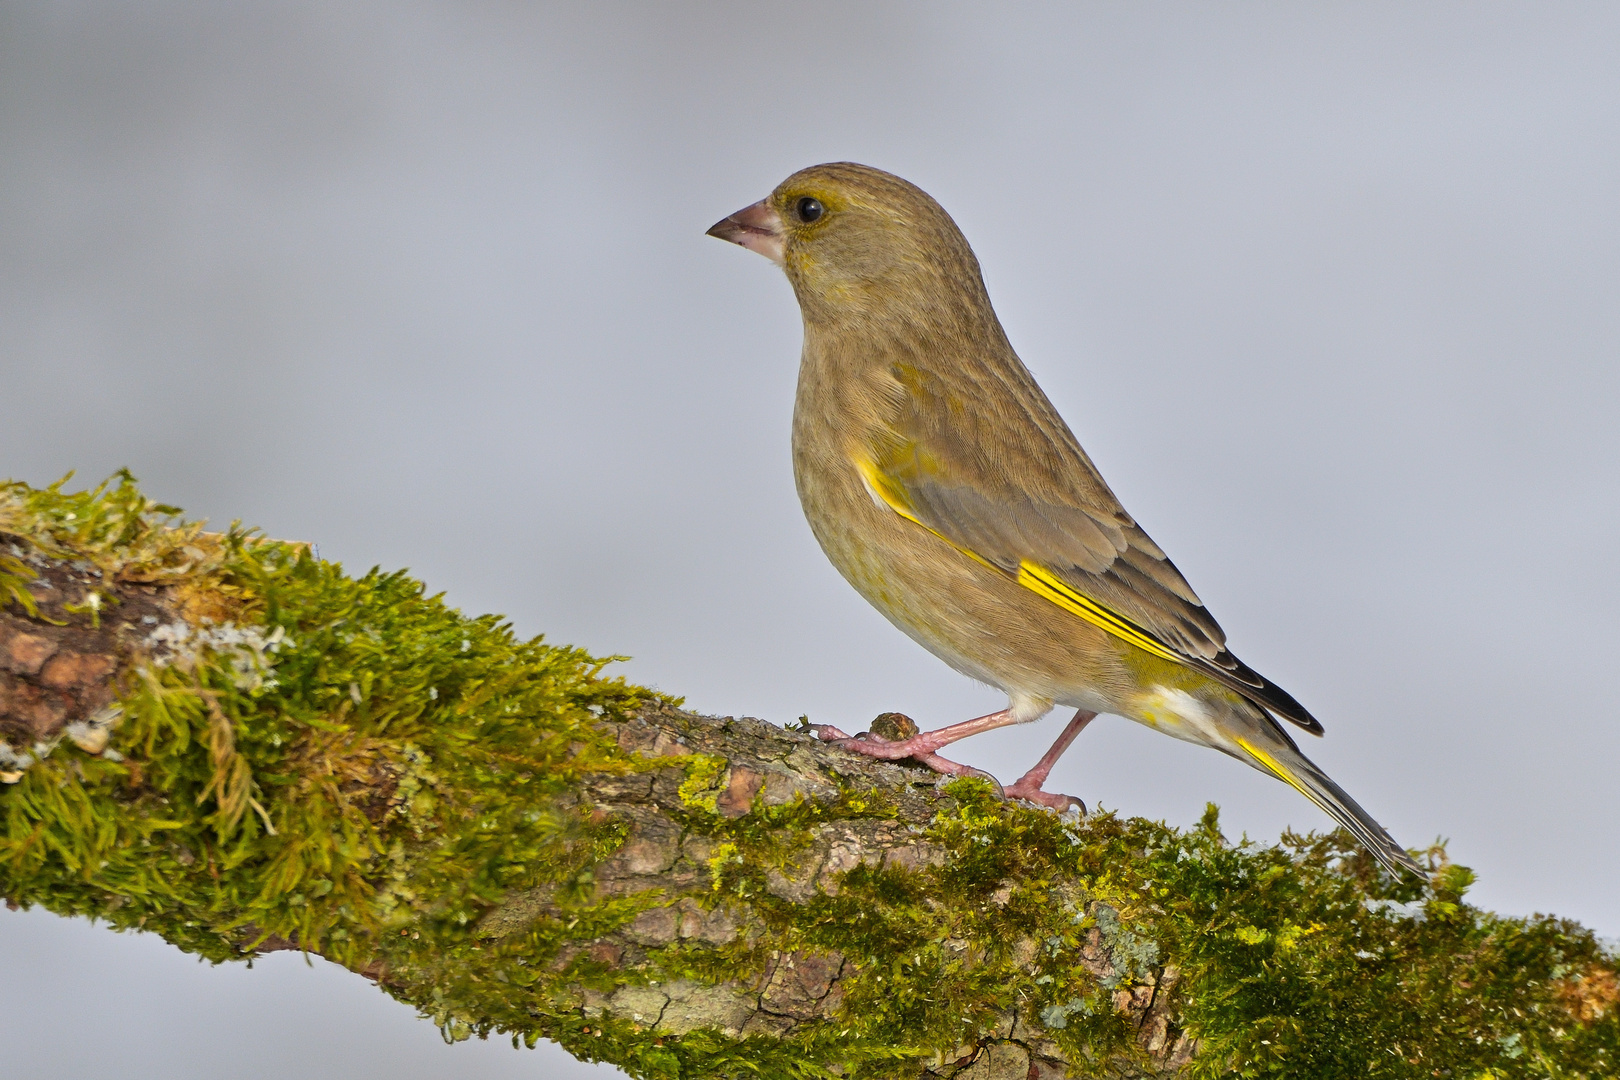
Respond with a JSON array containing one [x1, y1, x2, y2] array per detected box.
[[1232, 724, 1426, 880]]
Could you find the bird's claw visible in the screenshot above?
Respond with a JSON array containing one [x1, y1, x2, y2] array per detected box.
[[1002, 777, 1085, 814], [914, 752, 1002, 791]]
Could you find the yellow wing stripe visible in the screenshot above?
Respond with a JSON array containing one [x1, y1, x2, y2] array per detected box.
[[857, 458, 1186, 665], [1015, 560, 1184, 664]]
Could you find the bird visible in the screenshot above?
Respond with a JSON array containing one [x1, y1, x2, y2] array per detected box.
[[706, 162, 1424, 878]]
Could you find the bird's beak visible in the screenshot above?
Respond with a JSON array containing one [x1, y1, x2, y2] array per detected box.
[[706, 199, 785, 265]]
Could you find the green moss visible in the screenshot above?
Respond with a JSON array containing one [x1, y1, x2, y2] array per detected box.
[[2, 474, 1616, 1080], [0, 551, 49, 621], [677, 754, 727, 813], [1, 473, 662, 966]]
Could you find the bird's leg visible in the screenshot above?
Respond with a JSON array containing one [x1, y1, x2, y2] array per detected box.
[[810, 708, 1022, 761], [1002, 709, 1096, 813]]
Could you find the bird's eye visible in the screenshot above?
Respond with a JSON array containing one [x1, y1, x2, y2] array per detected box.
[[796, 196, 824, 223]]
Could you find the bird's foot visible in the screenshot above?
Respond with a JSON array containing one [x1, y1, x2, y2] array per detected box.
[[810, 725, 952, 762], [810, 715, 999, 786], [810, 708, 1022, 764], [1001, 774, 1085, 814]]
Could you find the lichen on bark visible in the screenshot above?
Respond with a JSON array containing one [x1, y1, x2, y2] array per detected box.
[[2, 474, 1616, 1079]]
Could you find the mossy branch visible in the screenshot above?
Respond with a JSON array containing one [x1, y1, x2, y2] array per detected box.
[[1, 474, 1615, 1080]]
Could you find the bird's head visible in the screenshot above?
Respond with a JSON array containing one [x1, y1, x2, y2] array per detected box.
[[707, 162, 991, 329]]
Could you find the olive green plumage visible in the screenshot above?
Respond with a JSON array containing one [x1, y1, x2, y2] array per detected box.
[[709, 162, 1422, 878]]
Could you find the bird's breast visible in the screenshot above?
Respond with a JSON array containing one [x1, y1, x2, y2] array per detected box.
[[790, 348, 977, 650], [789, 346, 1126, 706]]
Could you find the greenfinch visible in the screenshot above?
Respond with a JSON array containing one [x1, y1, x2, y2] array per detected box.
[[708, 162, 1423, 878]]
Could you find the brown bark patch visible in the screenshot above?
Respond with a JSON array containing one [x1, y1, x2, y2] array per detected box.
[[39, 651, 118, 690], [760, 950, 845, 1020], [0, 676, 68, 737], [715, 766, 763, 818], [0, 628, 57, 676], [0, 537, 180, 748]]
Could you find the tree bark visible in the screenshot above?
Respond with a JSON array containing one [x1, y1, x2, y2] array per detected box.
[[0, 524, 1190, 1078], [3, 477, 1616, 1080]]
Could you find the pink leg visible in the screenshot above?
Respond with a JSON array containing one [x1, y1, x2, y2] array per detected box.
[[809, 718, 1002, 785], [1003, 709, 1096, 812], [810, 708, 1022, 761]]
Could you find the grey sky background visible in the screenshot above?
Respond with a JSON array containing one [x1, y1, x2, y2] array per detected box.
[[3, 4, 1617, 1077]]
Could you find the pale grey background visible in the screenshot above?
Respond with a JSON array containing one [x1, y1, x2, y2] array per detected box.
[[3, 3, 1617, 1077]]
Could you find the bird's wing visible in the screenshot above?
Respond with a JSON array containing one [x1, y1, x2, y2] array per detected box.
[[862, 358, 1323, 734]]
